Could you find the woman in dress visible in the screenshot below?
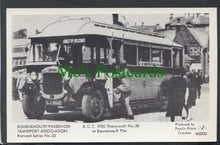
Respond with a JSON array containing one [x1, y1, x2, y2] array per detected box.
[[184, 71, 197, 121]]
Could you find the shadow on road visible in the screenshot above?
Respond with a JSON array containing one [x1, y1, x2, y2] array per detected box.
[[40, 106, 164, 122], [41, 111, 83, 122]]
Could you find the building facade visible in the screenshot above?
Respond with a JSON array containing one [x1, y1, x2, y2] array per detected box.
[[157, 13, 209, 80], [12, 29, 29, 69]]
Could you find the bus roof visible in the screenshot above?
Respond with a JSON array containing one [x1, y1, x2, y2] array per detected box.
[[30, 18, 182, 47]]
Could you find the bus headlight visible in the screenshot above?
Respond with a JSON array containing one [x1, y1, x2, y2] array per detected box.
[[30, 71, 38, 80]]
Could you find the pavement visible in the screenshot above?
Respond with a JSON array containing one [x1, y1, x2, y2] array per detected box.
[[11, 84, 209, 123]]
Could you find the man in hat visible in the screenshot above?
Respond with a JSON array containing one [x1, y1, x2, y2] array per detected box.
[[166, 67, 187, 122], [16, 69, 27, 101]]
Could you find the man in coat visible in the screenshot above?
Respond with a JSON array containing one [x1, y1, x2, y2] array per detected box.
[[166, 67, 187, 122]]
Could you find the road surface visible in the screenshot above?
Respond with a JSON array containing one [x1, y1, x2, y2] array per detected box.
[[11, 84, 209, 123]]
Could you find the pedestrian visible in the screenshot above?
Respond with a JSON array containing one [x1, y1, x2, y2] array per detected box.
[[166, 67, 187, 122], [183, 64, 197, 121], [113, 75, 134, 120], [16, 69, 27, 101], [195, 70, 203, 99]]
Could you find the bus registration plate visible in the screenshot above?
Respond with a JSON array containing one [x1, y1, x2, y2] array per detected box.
[[46, 100, 62, 105]]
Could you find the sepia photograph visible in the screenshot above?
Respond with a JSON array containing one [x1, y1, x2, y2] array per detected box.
[[6, 8, 217, 142]]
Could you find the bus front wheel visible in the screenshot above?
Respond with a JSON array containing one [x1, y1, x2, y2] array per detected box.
[[22, 93, 45, 119], [81, 90, 105, 122]]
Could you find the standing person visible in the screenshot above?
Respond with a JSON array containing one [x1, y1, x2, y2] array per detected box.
[[16, 69, 27, 101], [166, 67, 187, 122], [113, 76, 134, 120], [184, 64, 197, 121], [195, 71, 203, 99]]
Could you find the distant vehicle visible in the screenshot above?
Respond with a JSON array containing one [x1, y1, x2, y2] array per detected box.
[[20, 17, 184, 121]]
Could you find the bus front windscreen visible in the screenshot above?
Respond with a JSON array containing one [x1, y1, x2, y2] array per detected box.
[[28, 41, 60, 62]]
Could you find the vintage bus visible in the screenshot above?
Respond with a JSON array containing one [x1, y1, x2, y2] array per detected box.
[[20, 17, 184, 121]]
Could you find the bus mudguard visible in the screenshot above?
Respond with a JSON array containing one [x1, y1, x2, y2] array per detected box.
[[77, 81, 110, 108]]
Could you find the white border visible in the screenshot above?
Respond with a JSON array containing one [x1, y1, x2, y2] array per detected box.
[[6, 8, 217, 142]]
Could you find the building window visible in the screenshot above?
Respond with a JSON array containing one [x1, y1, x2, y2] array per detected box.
[[19, 59, 23, 65], [13, 47, 24, 53], [177, 18, 180, 23], [15, 60, 18, 66], [184, 46, 187, 54], [190, 47, 200, 56]]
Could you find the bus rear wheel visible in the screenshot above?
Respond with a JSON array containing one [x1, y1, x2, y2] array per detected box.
[[82, 90, 104, 122], [22, 93, 45, 119]]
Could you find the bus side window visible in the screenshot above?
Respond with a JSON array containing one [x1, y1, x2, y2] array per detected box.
[[151, 48, 161, 63], [72, 44, 82, 64], [59, 44, 72, 65], [124, 44, 137, 65], [83, 46, 109, 64], [99, 47, 109, 64], [82, 45, 92, 63], [162, 49, 171, 67], [138, 46, 150, 65], [112, 40, 122, 64], [112, 48, 117, 64], [100, 48, 104, 63], [35, 44, 43, 61], [172, 48, 181, 68], [60, 43, 83, 65]]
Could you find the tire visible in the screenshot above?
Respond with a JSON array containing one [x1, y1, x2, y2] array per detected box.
[[22, 93, 45, 119], [81, 90, 105, 122]]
